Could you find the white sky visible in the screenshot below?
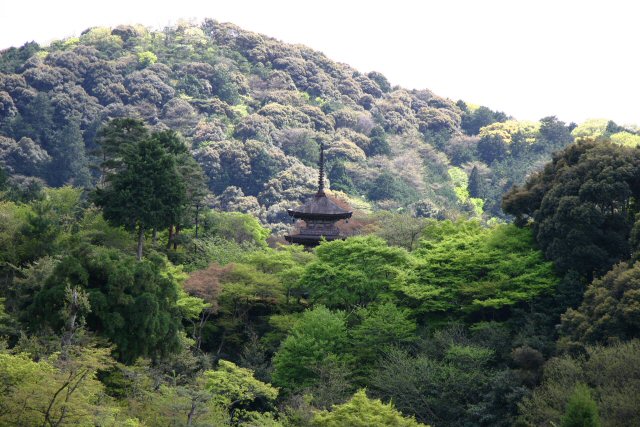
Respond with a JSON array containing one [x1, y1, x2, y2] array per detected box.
[[2, 0, 639, 125]]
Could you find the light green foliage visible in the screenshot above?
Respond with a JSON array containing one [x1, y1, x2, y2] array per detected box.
[[205, 359, 278, 407], [402, 221, 557, 314], [312, 389, 428, 427], [610, 131, 640, 147], [469, 197, 484, 216], [137, 50, 157, 67], [0, 200, 31, 266], [448, 166, 469, 203], [114, 364, 230, 426], [351, 302, 416, 367], [477, 120, 540, 163], [300, 236, 411, 309], [201, 210, 269, 247], [184, 236, 260, 270], [571, 118, 609, 140], [79, 27, 123, 56], [177, 287, 210, 321], [560, 383, 601, 427], [0, 345, 119, 426], [77, 206, 131, 250], [243, 245, 315, 304], [272, 306, 348, 391], [43, 186, 83, 232], [212, 261, 285, 356]]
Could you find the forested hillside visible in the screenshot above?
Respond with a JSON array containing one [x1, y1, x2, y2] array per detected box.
[[1, 19, 640, 427], [3, 19, 624, 228]]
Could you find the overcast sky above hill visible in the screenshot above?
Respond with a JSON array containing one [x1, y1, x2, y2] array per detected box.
[[2, 0, 638, 126]]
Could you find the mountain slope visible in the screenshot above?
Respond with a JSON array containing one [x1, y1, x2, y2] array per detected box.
[[0, 19, 577, 229]]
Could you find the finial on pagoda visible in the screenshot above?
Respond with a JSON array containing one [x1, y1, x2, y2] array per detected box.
[[317, 141, 325, 197]]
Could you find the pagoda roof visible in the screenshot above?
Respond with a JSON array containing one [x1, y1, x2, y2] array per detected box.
[[287, 191, 353, 220]]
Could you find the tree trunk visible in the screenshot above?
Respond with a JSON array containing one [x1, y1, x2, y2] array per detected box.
[[152, 228, 157, 245], [167, 224, 174, 249], [137, 225, 145, 261], [173, 225, 180, 250], [187, 400, 198, 426], [195, 204, 200, 239]]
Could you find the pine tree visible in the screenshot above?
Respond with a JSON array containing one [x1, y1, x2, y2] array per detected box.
[[93, 119, 187, 260], [468, 166, 483, 198]]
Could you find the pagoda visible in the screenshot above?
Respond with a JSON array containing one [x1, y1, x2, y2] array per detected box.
[[285, 143, 352, 248]]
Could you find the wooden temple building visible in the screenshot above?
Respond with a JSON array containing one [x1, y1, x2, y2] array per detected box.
[[284, 143, 352, 248]]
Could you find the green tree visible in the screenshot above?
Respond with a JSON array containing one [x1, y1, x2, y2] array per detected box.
[[368, 172, 419, 204], [29, 247, 183, 363], [205, 360, 278, 422], [402, 221, 557, 316], [559, 261, 640, 350], [93, 119, 187, 260], [560, 383, 601, 427], [518, 341, 640, 426], [48, 118, 91, 187], [312, 389, 427, 427], [0, 344, 120, 426], [503, 140, 640, 281], [367, 126, 391, 156], [371, 340, 509, 427], [272, 306, 349, 392], [351, 302, 416, 370], [467, 166, 484, 198], [300, 236, 411, 309]]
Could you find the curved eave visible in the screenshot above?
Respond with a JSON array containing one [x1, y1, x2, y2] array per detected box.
[[286, 210, 353, 220]]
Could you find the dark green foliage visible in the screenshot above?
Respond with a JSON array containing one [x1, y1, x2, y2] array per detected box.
[[93, 119, 187, 259], [366, 126, 391, 157], [350, 302, 416, 370], [518, 341, 640, 426], [460, 104, 508, 136], [29, 247, 182, 363], [0, 20, 578, 225], [368, 172, 419, 203], [559, 261, 640, 350], [371, 337, 521, 427], [0, 42, 41, 73], [49, 118, 91, 187], [467, 166, 483, 198], [3, 19, 640, 427], [328, 161, 355, 194], [538, 116, 573, 150], [503, 140, 640, 280]]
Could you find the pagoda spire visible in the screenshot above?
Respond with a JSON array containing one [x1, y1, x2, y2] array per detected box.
[[317, 141, 325, 197], [285, 139, 353, 248]]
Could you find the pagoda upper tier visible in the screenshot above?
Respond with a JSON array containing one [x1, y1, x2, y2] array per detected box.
[[284, 143, 352, 247]]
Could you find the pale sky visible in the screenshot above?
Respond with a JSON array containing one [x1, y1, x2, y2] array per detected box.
[[2, 0, 639, 125]]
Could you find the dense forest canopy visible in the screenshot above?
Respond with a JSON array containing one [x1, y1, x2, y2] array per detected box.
[[0, 18, 640, 427]]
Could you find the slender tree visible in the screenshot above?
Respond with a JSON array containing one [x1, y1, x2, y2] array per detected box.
[[93, 119, 187, 260]]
